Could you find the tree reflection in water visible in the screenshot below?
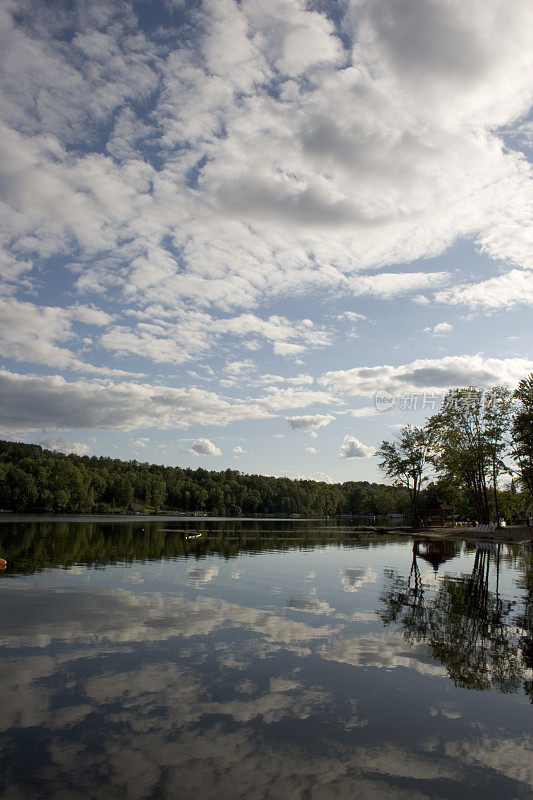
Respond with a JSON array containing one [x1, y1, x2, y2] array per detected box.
[[379, 540, 532, 697]]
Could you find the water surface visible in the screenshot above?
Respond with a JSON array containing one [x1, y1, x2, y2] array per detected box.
[[0, 519, 531, 799]]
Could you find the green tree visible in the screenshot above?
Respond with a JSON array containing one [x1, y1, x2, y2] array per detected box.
[[483, 387, 513, 526], [511, 373, 533, 501], [427, 388, 507, 525], [377, 425, 430, 526]]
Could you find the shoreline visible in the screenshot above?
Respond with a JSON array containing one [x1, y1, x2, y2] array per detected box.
[[1, 513, 531, 545], [410, 525, 532, 545]]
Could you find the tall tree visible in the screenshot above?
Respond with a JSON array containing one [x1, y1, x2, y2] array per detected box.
[[427, 388, 494, 524], [511, 373, 533, 501], [376, 425, 430, 526], [483, 387, 513, 526]]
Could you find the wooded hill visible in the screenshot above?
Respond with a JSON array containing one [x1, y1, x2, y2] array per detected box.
[[0, 439, 409, 516]]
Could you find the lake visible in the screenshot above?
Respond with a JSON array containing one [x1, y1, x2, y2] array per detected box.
[[0, 518, 531, 799]]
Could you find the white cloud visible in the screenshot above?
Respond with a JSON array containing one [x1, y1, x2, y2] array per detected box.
[[69, 304, 113, 326], [347, 272, 450, 298], [306, 446, 318, 454], [37, 437, 90, 456], [286, 373, 314, 386], [189, 438, 221, 457], [339, 436, 376, 459], [349, 406, 380, 418], [0, 297, 135, 377], [0, 0, 532, 474], [233, 445, 247, 455], [129, 437, 149, 448], [259, 388, 337, 413], [251, 373, 315, 388], [337, 312, 368, 322], [0, 368, 343, 435], [435, 269, 533, 309], [273, 341, 305, 357], [424, 322, 453, 335], [286, 413, 335, 431], [0, 370, 259, 432], [321, 355, 533, 397], [224, 360, 256, 378], [0, 0, 530, 324], [100, 313, 331, 366], [310, 472, 332, 483]]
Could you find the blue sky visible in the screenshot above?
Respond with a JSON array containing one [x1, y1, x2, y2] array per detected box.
[[0, 0, 532, 483]]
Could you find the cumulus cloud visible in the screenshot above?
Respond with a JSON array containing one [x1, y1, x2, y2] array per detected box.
[[435, 269, 533, 309], [309, 472, 333, 483], [69, 304, 113, 326], [189, 438, 221, 457], [347, 272, 450, 298], [424, 322, 453, 335], [37, 437, 90, 456], [286, 413, 335, 431], [337, 312, 368, 322], [0, 369, 341, 434], [259, 388, 337, 413], [233, 446, 247, 455], [129, 437, 149, 448], [100, 313, 332, 365], [0, 371, 259, 432], [339, 436, 376, 459], [0, 0, 532, 459], [224, 360, 256, 378], [306, 446, 318, 454], [349, 406, 380, 418], [0, 0, 531, 325], [0, 298, 135, 377], [321, 355, 533, 397]]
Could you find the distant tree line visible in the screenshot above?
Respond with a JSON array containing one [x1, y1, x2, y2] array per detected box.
[[377, 374, 533, 526], [0, 439, 410, 516]]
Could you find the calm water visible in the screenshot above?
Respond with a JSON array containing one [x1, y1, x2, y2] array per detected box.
[[0, 518, 531, 800]]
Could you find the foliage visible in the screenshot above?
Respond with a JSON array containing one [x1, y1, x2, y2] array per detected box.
[[377, 425, 430, 525], [426, 387, 511, 524], [0, 439, 408, 517], [376, 380, 533, 524], [511, 373, 533, 500]]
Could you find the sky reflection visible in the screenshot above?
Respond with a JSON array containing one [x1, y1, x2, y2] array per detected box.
[[0, 521, 531, 799]]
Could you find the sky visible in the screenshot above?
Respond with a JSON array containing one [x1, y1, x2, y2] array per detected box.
[[0, 0, 532, 483]]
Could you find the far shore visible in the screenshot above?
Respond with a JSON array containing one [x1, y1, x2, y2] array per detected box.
[[0, 513, 330, 524], [1, 512, 531, 545]]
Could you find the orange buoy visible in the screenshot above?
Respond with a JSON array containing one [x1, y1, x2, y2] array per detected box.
[[0, 558, 7, 569]]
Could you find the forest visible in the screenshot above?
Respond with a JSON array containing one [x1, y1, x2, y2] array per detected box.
[[1, 375, 531, 520], [0, 438, 410, 517]]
